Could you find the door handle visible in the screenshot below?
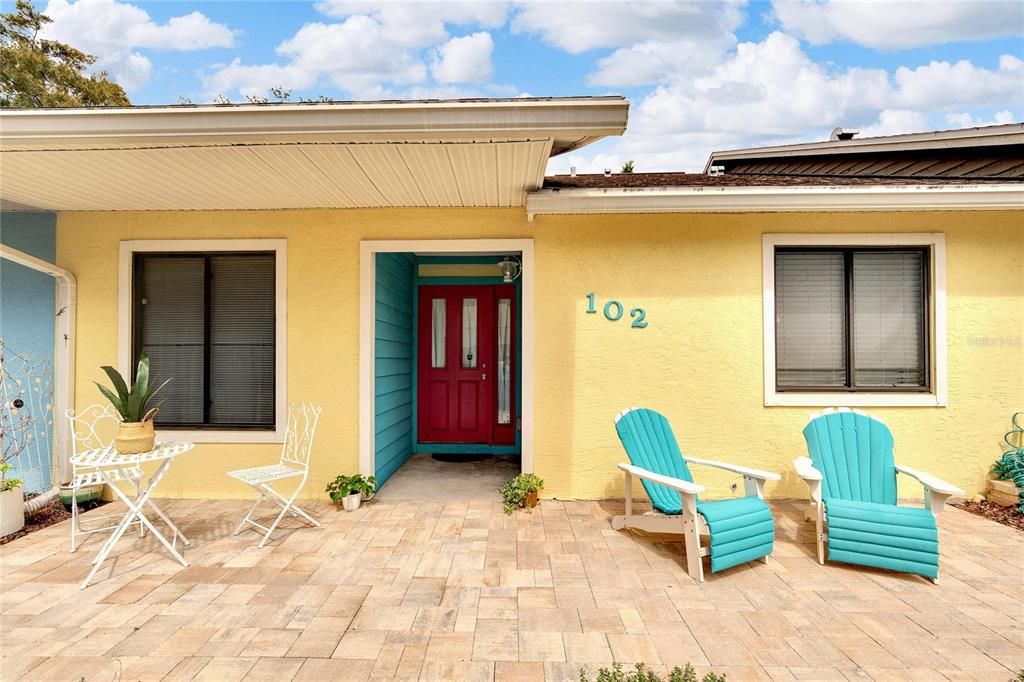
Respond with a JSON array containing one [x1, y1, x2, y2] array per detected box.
[[481, 373, 487, 380]]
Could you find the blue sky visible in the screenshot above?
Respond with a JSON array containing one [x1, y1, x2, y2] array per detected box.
[[38, 1, 1023, 172]]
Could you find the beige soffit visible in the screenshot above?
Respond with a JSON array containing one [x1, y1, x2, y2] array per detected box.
[[704, 123, 1024, 172], [0, 97, 628, 211], [525, 183, 1024, 219]]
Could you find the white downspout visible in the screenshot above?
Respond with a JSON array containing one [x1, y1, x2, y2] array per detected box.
[[0, 244, 76, 509]]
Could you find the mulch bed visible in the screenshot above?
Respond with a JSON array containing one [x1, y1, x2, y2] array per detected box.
[[954, 499, 1024, 533], [0, 499, 107, 546]]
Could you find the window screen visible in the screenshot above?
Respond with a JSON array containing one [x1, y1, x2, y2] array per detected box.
[[134, 252, 276, 428], [775, 247, 928, 392]]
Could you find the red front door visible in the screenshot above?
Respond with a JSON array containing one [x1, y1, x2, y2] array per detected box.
[[417, 285, 515, 445]]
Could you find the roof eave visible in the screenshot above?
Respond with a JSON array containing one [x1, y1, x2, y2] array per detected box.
[[703, 123, 1024, 172], [0, 97, 629, 154], [526, 183, 1024, 219]]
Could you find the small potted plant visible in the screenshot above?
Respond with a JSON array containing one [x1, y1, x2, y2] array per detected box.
[[94, 352, 170, 454], [0, 460, 25, 537], [499, 473, 544, 514], [326, 474, 376, 511]]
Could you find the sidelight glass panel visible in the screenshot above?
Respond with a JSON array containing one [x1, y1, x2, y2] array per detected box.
[[462, 299, 478, 368], [431, 299, 446, 368], [497, 298, 512, 425]]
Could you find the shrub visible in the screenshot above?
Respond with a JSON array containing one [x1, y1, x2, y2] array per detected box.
[[579, 663, 726, 682]]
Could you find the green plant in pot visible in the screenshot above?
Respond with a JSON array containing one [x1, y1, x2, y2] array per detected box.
[[94, 352, 170, 455], [326, 474, 376, 511], [0, 460, 25, 537], [499, 473, 544, 514]]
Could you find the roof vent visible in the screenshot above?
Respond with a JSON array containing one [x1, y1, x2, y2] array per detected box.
[[603, 168, 612, 177], [830, 127, 859, 141], [708, 165, 725, 176], [570, 166, 576, 177]]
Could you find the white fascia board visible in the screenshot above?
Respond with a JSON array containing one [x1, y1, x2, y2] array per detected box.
[[0, 97, 628, 153], [526, 184, 1024, 218]]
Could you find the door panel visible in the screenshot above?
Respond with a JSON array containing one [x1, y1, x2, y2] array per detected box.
[[418, 285, 493, 443]]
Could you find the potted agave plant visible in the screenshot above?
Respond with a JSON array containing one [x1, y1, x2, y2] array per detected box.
[[326, 474, 376, 511], [95, 352, 170, 455]]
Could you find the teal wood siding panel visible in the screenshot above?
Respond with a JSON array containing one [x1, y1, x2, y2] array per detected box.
[[374, 253, 415, 485]]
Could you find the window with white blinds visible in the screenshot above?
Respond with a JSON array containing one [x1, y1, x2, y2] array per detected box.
[[133, 252, 276, 428], [775, 248, 928, 392]]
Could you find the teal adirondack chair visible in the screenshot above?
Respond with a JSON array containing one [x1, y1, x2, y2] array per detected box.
[[794, 408, 963, 582], [613, 407, 780, 582]]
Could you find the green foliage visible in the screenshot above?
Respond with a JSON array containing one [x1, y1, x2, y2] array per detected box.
[[620, 160, 635, 174], [499, 473, 544, 514], [579, 663, 725, 682], [326, 474, 376, 503], [1, 0, 129, 107], [1, 460, 23, 493], [992, 412, 1024, 514], [94, 353, 170, 423]]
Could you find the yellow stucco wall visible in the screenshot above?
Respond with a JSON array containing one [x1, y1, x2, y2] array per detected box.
[[56, 209, 1023, 502]]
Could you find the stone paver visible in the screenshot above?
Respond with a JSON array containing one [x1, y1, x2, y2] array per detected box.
[[0, 497, 1021, 681]]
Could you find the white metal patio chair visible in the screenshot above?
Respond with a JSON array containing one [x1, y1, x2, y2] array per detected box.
[[228, 401, 322, 548], [67, 404, 144, 552]]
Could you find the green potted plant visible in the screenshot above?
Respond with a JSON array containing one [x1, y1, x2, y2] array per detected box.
[[94, 352, 170, 454], [0, 460, 25, 537], [326, 474, 376, 511], [499, 473, 544, 514]]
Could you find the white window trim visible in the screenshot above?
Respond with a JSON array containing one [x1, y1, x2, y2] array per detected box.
[[762, 233, 947, 408], [118, 239, 287, 443]]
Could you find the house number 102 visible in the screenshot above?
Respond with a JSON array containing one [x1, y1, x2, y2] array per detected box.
[[586, 293, 648, 328]]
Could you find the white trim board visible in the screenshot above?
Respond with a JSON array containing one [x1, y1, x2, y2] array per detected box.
[[762, 233, 947, 408], [118, 239, 288, 443], [526, 183, 1024, 219], [359, 239, 535, 479]]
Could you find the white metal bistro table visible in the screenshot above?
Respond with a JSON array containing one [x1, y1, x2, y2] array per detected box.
[[70, 441, 194, 589]]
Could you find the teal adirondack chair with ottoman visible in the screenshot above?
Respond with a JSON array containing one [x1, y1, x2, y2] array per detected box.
[[794, 408, 963, 583], [612, 407, 781, 582]]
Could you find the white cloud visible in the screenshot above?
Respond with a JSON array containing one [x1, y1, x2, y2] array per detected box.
[[512, 1, 742, 54], [773, 0, 1024, 50], [205, 3, 512, 101], [945, 109, 1017, 129], [858, 109, 930, 137], [431, 32, 494, 83], [511, 1, 743, 87], [892, 55, 1024, 111], [314, 1, 508, 46], [549, 31, 1024, 173], [41, 0, 235, 91]]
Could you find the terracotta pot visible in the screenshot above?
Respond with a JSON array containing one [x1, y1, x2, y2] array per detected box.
[[115, 421, 155, 454], [342, 492, 362, 511], [524, 490, 539, 509], [0, 487, 25, 537]]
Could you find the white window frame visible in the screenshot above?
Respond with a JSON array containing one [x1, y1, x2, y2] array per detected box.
[[118, 239, 287, 443], [763, 233, 947, 408]]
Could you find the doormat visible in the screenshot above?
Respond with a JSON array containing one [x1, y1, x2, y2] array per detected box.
[[431, 453, 490, 463]]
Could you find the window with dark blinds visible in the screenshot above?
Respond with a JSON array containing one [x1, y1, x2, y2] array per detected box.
[[775, 251, 847, 388], [775, 247, 928, 392], [134, 252, 276, 428]]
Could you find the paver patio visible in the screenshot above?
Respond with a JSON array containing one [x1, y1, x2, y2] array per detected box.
[[1, 497, 1022, 681]]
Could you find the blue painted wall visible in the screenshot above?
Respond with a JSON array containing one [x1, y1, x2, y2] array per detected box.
[[0, 212, 57, 493], [374, 253, 416, 485]]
